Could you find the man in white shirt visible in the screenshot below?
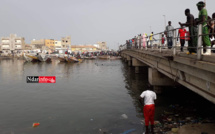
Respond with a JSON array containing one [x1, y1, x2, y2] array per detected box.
[[139, 83, 157, 134], [165, 21, 174, 49]]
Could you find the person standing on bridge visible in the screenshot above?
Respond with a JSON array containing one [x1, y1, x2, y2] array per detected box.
[[177, 25, 187, 52], [139, 83, 157, 134], [196, 1, 211, 55], [179, 9, 197, 54], [129, 39, 132, 49], [209, 13, 215, 50], [165, 21, 174, 49], [149, 32, 156, 48], [132, 38, 135, 49]]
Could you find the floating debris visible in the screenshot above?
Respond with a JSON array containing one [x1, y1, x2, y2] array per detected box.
[[121, 114, 128, 119], [32, 122, 40, 127], [122, 128, 136, 134]]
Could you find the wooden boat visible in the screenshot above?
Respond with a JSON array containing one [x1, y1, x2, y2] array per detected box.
[[58, 55, 67, 62], [38, 54, 51, 62], [23, 53, 33, 62], [25, 54, 40, 62], [84, 56, 97, 60], [78, 59, 83, 63], [98, 55, 110, 59], [65, 56, 79, 63], [110, 56, 122, 60]]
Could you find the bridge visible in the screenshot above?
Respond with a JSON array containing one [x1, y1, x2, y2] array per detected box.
[[120, 48, 215, 104]]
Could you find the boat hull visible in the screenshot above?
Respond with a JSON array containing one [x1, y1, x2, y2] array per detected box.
[[58, 56, 66, 62], [24, 54, 33, 62], [98, 55, 110, 59], [38, 55, 52, 62], [25, 54, 39, 62], [65, 56, 79, 63]]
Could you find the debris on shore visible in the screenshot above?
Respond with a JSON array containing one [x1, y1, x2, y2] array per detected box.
[[153, 104, 215, 134]]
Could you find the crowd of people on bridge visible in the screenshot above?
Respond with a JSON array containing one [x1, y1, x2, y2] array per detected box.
[[122, 1, 215, 55]]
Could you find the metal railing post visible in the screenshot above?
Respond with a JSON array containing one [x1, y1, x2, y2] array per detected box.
[[173, 29, 176, 55], [159, 33, 162, 52], [197, 24, 203, 60]]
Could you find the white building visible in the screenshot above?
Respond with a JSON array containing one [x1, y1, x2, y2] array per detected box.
[[1, 34, 25, 53]]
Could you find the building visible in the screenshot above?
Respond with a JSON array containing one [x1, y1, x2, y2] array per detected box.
[[97, 41, 107, 50], [31, 39, 55, 53], [31, 39, 45, 50], [61, 36, 71, 51], [24, 44, 33, 50], [1, 34, 25, 53], [45, 39, 55, 51], [54, 41, 62, 50], [93, 44, 100, 49], [71, 45, 99, 52]]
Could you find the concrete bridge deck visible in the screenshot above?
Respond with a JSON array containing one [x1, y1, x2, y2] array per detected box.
[[121, 49, 215, 104]]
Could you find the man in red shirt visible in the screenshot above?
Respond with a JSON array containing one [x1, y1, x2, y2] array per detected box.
[[161, 34, 165, 48], [177, 26, 187, 52]]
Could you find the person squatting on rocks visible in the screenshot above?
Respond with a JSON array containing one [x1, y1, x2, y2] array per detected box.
[[139, 83, 157, 134], [196, 1, 211, 55], [165, 21, 174, 49], [179, 8, 197, 54]]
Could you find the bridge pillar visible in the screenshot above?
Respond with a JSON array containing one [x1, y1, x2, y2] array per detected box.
[[148, 68, 175, 86], [132, 58, 148, 73], [121, 54, 127, 62], [127, 56, 132, 66], [135, 67, 139, 73]]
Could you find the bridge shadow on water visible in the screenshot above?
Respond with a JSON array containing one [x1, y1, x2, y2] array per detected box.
[[121, 61, 215, 125]]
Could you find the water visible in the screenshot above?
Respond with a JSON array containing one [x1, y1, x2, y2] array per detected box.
[[0, 59, 214, 134], [0, 59, 145, 134]]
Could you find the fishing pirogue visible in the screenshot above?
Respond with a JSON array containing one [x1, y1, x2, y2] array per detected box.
[[65, 56, 79, 63], [57, 55, 83, 63], [38, 54, 51, 62], [98, 55, 110, 59], [57, 55, 67, 62], [24, 53, 52, 62]]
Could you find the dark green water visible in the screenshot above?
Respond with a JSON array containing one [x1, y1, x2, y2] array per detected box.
[[0, 59, 214, 134]]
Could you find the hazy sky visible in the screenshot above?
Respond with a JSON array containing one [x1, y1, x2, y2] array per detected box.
[[0, 0, 214, 50]]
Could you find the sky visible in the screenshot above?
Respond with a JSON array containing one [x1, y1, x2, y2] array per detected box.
[[0, 0, 214, 50]]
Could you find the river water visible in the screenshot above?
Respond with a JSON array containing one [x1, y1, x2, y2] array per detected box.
[[0, 59, 214, 134]]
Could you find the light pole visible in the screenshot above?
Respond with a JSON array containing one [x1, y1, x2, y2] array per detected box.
[[163, 15, 166, 29]]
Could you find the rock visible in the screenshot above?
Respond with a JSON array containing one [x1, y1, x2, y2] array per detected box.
[[167, 117, 172, 122], [171, 128, 179, 133], [186, 117, 191, 121], [154, 121, 160, 125]]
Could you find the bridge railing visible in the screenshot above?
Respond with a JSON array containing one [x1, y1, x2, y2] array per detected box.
[[120, 19, 215, 60]]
